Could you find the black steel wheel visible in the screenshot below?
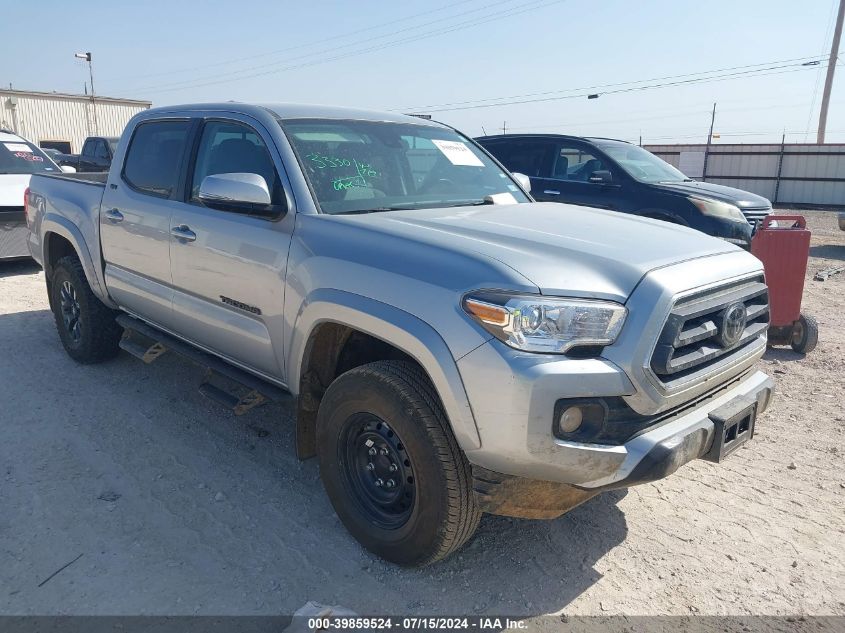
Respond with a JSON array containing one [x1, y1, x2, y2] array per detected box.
[[339, 414, 416, 530], [316, 360, 480, 567]]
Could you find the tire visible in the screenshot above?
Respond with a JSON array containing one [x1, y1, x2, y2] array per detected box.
[[316, 360, 480, 567], [790, 313, 819, 354], [50, 255, 122, 363]]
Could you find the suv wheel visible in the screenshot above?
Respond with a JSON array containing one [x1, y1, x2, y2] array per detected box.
[[316, 360, 480, 566], [50, 255, 122, 363]]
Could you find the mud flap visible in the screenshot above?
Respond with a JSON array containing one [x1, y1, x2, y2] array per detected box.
[[472, 465, 598, 519]]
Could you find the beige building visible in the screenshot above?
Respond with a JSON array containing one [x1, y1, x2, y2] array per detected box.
[[0, 89, 151, 154]]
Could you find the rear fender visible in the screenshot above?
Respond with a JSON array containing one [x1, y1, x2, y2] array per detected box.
[[42, 215, 116, 308]]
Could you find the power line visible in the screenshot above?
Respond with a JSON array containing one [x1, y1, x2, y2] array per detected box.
[[106, 0, 483, 85], [392, 55, 825, 112], [124, 0, 566, 95], [508, 98, 838, 133], [412, 61, 826, 113]]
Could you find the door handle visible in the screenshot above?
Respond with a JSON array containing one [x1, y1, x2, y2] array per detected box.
[[170, 225, 197, 242], [543, 190, 561, 195], [104, 208, 124, 222]]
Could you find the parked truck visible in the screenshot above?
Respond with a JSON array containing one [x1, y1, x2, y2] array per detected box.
[[26, 103, 774, 566], [56, 136, 119, 173]]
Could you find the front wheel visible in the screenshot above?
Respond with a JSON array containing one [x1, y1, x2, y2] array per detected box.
[[50, 255, 122, 363], [316, 360, 480, 566]]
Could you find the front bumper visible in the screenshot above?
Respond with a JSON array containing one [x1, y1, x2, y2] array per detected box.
[[459, 334, 773, 488]]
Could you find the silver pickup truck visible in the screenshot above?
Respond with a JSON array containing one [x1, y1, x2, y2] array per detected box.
[[26, 103, 774, 566]]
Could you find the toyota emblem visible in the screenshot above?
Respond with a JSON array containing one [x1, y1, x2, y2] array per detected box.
[[718, 302, 747, 348]]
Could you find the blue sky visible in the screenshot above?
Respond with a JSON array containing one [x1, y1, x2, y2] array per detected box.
[[2, 0, 843, 143]]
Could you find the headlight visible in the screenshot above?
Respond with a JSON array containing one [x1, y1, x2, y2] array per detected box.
[[689, 197, 748, 223], [462, 291, 627, 354]]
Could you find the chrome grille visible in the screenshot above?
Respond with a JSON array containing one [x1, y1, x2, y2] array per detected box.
[[742, 207, 772, 228], [650, 276, 769, 387]]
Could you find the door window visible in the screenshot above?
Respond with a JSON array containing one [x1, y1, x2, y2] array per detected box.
[[552, 144, 606, 182], [190, 120, 282, 206], [122, 120, 191, 197], [94, 140, 110, 160], [485, 140, 552, 177]]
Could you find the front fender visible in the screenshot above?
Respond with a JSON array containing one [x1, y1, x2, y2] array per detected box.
[[288, 288, 481, 450], [41, 215, 115, 308]]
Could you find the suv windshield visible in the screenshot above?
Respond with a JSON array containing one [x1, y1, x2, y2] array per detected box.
[[0, 139, 59, 175], [282, 119, 529, 214], [594, 140, 689, 184]]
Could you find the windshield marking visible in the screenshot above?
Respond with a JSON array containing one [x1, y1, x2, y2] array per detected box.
[[331, 159, 380, 191]]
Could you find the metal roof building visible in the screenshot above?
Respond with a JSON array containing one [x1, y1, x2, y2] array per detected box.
[[0, 89, 151, 154]]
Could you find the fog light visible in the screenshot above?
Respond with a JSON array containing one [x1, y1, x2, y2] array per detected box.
[[558, 406, 583, 433]]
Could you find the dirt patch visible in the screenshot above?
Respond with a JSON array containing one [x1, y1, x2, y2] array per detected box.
[[0, 212, 842, 616]]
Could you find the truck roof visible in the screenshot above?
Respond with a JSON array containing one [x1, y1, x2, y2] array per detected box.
[[477, 133, 631, 145], [140, 102, 448, 127]]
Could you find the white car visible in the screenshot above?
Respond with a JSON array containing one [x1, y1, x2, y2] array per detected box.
[[0, 130, 68, 260]]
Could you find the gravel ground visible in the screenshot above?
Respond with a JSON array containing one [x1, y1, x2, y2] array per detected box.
[[0, 210, 842, 617]]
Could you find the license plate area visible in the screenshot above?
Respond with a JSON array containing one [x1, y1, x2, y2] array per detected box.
[[703, 396, 757, 463]]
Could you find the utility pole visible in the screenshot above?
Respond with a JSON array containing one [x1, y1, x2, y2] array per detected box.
[[501, 121, 507, 135], [818, 0, 845, 143], [702, 102, 716, 182], [75, 52, 98, 135]]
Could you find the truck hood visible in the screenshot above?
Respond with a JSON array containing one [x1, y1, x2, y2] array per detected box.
[[0, 174, 31, 207], [347, 202, 738, 302], [654, 180, 772, 208]]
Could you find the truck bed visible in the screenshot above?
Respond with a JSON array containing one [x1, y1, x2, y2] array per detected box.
[[42, 172, 108, 186]]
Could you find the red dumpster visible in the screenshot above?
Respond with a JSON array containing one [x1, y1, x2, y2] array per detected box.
[[750, 215, 818, 353]]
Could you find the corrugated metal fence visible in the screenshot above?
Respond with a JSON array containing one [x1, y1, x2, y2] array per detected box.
[[644, 143, 845, 208]]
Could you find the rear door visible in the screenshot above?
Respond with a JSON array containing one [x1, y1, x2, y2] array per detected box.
[[481, 138, 556, 200], [100, 119, 193, 330], [168, 115, 293, 382]]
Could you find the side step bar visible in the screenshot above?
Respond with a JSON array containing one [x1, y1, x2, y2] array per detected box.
[[116, 314, 292, 415]]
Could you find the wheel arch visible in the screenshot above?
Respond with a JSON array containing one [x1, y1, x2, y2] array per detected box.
[[637, 208, 689, 226], [41, 216, 116, 308], [289, 289, 480, 459]]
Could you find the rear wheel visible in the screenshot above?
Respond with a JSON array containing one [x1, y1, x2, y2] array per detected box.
[[790, 313, 818, 354], [50, 255, 122, 363], [316, 360, 480, 566]]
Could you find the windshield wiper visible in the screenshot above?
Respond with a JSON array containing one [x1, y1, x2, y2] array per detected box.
[[335, 196, 502, 215], [334, 205, 422, 215], [438, 196, 499, 209]]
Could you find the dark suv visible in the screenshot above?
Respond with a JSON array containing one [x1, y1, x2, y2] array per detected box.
[[477, 134, 773, 248]]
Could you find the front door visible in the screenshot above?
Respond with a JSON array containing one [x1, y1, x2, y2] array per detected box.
[[533, 142, 625, 210], [168, 117, 293, 382], [100, 119, 193, 331]]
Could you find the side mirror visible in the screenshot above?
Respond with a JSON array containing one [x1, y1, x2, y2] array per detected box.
[[198, 172, 282, 217], [512, 172, 531, 193], [589, 170, 613, 185], [60, 165, 77, 174]]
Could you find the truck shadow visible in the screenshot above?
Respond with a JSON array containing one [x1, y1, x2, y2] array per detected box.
[[763, 347, 806, 362], [0, 259, 41, 278], [1, 307, 628, 617]]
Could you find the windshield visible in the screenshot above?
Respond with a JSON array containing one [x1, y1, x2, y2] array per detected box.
[[0, 139, 59, 175], [594, 141, 689, 184], [106, 138, 119, 153], [282, 119, 530, 214]]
